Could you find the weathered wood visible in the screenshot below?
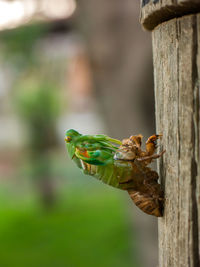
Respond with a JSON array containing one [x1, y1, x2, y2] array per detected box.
[[140, 0, 200, 30], [152, 14, 200, 266]]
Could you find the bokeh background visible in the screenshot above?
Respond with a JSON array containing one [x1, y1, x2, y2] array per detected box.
[[0, 1, 157, 267]]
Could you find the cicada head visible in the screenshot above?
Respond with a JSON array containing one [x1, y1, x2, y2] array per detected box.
[[65, 129, 81, 159]]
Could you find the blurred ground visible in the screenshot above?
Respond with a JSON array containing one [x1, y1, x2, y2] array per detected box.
[[0, 154, 138, 267]]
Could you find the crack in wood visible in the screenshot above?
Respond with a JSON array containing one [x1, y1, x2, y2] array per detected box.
[[176, 18, 181, 265], [191, 15, 200, 267]]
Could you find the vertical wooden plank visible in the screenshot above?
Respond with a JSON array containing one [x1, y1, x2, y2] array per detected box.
[[153, 19, 180, 267], [152, 14, 200, 267]]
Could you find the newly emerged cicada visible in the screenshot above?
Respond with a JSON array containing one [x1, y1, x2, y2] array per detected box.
[[65, 129, 165, 217]]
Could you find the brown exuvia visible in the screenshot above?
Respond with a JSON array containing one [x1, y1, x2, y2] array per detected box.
[[115, 134, 165, 217]]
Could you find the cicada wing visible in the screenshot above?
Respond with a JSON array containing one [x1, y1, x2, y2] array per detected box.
[[75, 146, 115, 166], [66, 143, 76, 159]]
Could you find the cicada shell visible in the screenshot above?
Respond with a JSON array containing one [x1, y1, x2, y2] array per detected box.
[[115, 134, 165, 217]]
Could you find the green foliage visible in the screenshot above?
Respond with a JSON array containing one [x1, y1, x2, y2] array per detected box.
[[16, 77, 60, 150], [17, 81, 59, 126], [0, 23, 49, 65]]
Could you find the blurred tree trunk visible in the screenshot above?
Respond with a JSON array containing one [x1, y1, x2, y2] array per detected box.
[[76, 1, 158, 267], [77, 0, 154, 138]]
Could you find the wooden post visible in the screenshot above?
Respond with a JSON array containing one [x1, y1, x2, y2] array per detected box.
[[140, 1, 200, 266]]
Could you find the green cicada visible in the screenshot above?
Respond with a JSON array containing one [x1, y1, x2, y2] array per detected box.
[[65, 129, 165, 217]]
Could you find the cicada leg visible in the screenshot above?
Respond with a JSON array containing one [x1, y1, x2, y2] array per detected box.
[[136, 150, 166, 162], [135, 134, 165, 165], [145, 134, 162, 155]]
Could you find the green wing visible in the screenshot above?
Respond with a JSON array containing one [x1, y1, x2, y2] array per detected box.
[[65, 129, 134, 189], [75, 148, 114, 165], [65, 129, 122, 166], [76, 135, 121, 165]]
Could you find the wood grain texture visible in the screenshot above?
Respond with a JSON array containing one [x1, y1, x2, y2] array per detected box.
[[152, 14, 200, 266], [140, 0, 200, 30]]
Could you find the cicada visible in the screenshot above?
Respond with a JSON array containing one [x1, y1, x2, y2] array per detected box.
[[65, 129, 165, 217]]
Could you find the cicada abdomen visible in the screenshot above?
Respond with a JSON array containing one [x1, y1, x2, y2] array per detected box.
[[79, 155, 164, 217], [127, 169, 164, 217], [128, 189, 163, 217]]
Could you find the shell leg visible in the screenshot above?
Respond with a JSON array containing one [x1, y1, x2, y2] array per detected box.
[[145, 134, 162, 156], [136, 150, 166, 162]]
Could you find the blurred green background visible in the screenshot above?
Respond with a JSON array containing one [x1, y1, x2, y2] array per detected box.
[[0, 1, 157, 267], [0, 157, 137, 267]]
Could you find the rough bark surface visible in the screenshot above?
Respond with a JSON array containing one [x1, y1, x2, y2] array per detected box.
[[140, 0, 200, 30], [152, 14, 200, 267]]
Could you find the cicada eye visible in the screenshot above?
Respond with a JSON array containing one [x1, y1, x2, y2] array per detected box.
[[65, 136, 72, 142]]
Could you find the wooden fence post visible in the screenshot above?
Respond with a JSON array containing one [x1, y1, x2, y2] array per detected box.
[[140, 1, 200, 266]]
